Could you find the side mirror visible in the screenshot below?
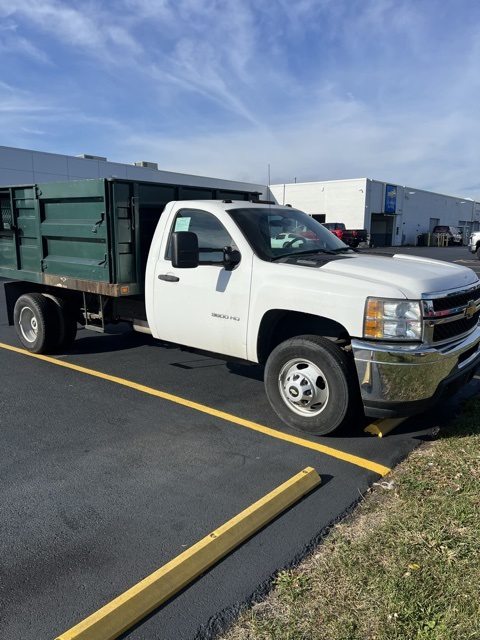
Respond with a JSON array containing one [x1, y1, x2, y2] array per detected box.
[[171, 231, 199, 268], [223, 246, 241, 271]]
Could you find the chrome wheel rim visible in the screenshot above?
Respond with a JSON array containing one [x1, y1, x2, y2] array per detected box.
[[278, 358, 329, 417], [19, 306, 38, 343]]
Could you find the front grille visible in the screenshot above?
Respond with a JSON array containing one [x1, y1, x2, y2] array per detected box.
[[424, 283, 480, 344], [432, 285, 480, 312], [432, 314, 480, 342]]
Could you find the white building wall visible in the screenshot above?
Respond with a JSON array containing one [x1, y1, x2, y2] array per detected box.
[[272, 178, 479, 246], [0, 145, 267, 197], [269, 178, 368, 227], [366, 183, 477, 245], [366, 179, 385, 213], [394, 188, 476, 244]]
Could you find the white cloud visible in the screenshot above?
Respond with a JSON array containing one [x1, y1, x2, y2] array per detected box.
[[0, 20, 52, 63], [0, 0, 142, 62], [112, 71, 480, 199]]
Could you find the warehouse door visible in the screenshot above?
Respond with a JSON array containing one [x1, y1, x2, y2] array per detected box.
[[370, 214, 394, 246]]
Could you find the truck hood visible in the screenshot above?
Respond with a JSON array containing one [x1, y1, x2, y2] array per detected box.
[[319, 252, 478, 297]]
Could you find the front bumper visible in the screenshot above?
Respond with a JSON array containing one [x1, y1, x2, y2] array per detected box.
[[352, 325, 480, 418]]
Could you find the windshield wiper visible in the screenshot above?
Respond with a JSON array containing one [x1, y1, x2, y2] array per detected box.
[[272, 246, 357, 262], [272, 249, 338, 262]]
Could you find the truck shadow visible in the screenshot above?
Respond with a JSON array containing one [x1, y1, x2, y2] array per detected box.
[[65, 326, 178, 356]]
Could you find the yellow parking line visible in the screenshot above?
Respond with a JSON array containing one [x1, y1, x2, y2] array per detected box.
[[55, 467, 321, 640], [0, 342, 390, 476]]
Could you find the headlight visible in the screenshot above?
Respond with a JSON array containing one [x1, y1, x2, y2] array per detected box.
[[364, 298, 423, 341]]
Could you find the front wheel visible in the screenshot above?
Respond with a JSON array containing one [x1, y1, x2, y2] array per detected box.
[[476, 245, 480, 260], [264, 335, 359, 435]]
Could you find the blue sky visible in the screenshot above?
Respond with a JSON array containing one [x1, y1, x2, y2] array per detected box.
[[1, 0, 480, 196]]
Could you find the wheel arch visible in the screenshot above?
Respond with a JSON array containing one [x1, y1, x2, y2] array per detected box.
[[4, 281, 82, 326], [256, 309, 351, 364]]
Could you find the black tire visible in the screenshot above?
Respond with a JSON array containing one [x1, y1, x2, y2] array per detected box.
[[264, 335, 359, 435], [476, 245, 480, 260], [13, 293, 60, 354], [46, 295, 78, 351]]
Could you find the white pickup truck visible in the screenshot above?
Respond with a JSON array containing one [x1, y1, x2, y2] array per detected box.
[[3, 191, 480, 435], [143, 200, 480, 434], [468, 231, 480, 259]]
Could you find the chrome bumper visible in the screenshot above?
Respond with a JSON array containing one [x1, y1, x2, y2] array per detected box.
[[352, 325, 480, 418]]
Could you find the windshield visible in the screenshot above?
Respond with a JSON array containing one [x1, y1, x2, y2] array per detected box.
[[227, 206, 351, 261]]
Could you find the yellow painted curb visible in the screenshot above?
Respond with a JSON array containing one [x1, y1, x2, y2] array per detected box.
[[364, 418, 407, 437], [55, 467, 321, 640]]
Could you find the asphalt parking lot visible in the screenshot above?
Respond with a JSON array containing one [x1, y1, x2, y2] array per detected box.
[[1, 245, 479, 640]]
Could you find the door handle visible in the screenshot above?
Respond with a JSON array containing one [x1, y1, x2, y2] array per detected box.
[[158, 274, 180, 282]]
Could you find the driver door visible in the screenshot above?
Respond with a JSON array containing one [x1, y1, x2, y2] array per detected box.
[[151, 207, 251, 359]]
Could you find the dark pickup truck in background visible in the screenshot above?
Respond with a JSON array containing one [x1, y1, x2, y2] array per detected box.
[[322, 222, 369, 247], [432, 225, 463, 245]]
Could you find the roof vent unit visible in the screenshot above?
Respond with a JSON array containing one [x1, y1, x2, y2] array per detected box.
[[75, 154, 107, 161], [134, 161, 159, 170]]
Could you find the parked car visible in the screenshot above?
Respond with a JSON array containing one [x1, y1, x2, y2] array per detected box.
[[432, 225, 463, 245]]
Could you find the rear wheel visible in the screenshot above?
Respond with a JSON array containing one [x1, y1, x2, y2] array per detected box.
[[264, 335, 359, 435], [13, 293, 59, 354], [476, 245, 480, 260]]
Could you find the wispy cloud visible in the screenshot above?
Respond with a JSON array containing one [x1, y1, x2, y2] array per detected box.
[[0, 0, 141, 62], [0, 19, 51, 63]]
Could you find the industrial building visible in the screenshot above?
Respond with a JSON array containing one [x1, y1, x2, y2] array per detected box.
[[1, 146, 478, 247], [0, 145, 268, 201], [269, 178, 480, 246]]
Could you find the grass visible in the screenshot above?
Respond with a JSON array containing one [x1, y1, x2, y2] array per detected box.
[[219, 397, 480, 640]]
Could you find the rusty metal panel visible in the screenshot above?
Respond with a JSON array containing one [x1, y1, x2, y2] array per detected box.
[[42, 273, 142, 296]]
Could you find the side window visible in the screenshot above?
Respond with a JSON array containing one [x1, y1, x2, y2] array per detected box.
[[167, 209, 233, 264]]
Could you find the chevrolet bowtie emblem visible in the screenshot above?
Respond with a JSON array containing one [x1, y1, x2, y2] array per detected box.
[[465, 300, 477, 319]]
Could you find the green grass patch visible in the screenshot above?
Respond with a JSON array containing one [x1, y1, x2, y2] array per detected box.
[[220, 397, 480, 640]]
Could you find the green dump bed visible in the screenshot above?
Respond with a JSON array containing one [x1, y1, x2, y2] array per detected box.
[[0, 178, 254, 296]]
